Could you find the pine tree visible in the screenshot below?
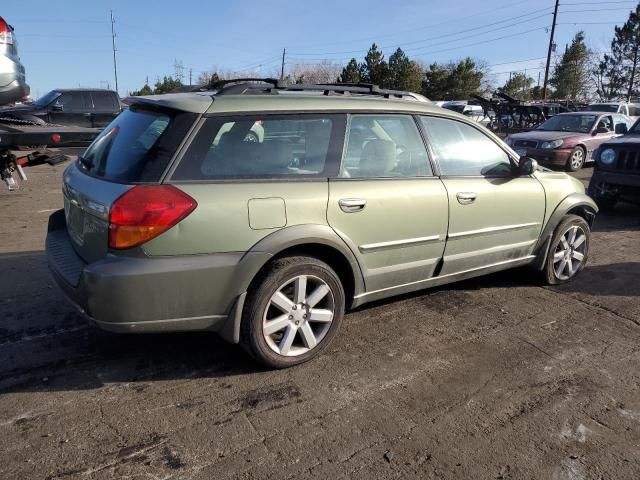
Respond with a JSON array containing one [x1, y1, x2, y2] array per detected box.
[[498, 73, 534, 100], [550, 32, 591, 100], [606, 4, 640, 100], [422, 63, 450, 99], [130, 84, 153, 96], [153, 76, 183, 94], [360, 44, 389, 86], [339, 59, 361, 83], [388, 48, 424, 92]]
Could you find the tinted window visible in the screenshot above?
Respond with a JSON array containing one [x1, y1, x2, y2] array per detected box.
[[78, 106, 196, 183], [35, 90, 61, 108], [588, 104, 619, 113], [421, 116, 512, 177], [92, 91, 118, 111], [56, 92, 91, 111], [173, 115, 343, 179], [537, 114, 596, 133], [341, 114, 431, 178]]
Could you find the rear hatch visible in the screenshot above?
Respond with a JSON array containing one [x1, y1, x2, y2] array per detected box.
[[63, 104, 198, 263]]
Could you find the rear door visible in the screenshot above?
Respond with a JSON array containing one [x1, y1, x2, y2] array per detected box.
[[326, 114, 448, 293], [91, 91, 121, 128], [420, 115, 545, 275]]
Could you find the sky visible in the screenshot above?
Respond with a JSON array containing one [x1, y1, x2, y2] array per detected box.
[[3, 0, 636, 99]]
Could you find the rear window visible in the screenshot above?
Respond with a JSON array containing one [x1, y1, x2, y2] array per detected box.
[[171, 114, 345, 180], [78, 106, 196, 183]]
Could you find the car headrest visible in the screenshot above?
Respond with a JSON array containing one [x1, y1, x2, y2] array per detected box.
[[359, 140, 396, 176]]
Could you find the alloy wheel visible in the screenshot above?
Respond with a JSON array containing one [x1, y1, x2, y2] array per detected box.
[[570, 149, 584, 170], [552, 225, 587, 280], [262, 275, 335, 356]]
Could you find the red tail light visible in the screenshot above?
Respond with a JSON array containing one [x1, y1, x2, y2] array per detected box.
[[0, 17, 14, 45], [109, 185, 197, 249]]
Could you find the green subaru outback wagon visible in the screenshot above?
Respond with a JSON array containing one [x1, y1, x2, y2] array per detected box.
[[46, 80, 597, 368]]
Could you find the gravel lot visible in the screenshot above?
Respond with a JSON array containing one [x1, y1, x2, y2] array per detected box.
[[1, 159, 639, 479]]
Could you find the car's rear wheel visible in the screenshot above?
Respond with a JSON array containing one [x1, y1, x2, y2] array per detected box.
[[241, 256, 345, 368], [544, 214, 590, 285], [566, 146, 586, 171]]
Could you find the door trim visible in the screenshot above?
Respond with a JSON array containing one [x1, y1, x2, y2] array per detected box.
[[353, 255, 536, 303], [447, 222, 541, 239], [359, 234, 443, 252]]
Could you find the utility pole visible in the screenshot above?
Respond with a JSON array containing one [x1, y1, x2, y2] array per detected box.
[[189, 68, 193, 86], [280, 48, 286, 80], [542, 0, 560, 101], [110, 10, 119, 95]]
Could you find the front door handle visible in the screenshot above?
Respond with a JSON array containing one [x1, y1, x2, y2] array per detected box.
[[456, 192, 477, 205], [339, 198, 367, 213]]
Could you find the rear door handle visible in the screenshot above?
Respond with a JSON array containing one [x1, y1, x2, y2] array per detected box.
[[339, 198, 367, 213], [456, 192, 477, 205]]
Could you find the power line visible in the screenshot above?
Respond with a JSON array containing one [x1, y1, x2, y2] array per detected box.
[[289, 6, 553, 56]]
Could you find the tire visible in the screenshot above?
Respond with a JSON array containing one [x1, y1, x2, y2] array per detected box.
[[543, 214, 590, 285], [240, 256, 345, 368], [566, 146, 586, 171], [243, 132, 259, 143]]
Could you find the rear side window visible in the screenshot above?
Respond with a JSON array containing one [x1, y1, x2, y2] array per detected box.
[[172, 114, 345, 180], [92, 92, 118, 111], [78, 106, 197, 183]]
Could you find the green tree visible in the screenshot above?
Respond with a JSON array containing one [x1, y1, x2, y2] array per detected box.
[[604, 4, 640, 100], [498, 72, 534, 100], [130, 84, 153, 96], [550, 32, 591, 100], [594, 55, 626, 101], [447, 57, 484, 99], [421, 63, 450, 99], [360, 43, 389, 86], [153, 76, 183, 94], [339, 58, 361, 83], [387, 48, 423, 92]]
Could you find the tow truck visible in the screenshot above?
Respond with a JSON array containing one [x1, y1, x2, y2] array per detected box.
[[0, 117, 99, 190]]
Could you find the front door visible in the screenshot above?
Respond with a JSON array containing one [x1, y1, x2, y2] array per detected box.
[[327, 114, 448, 293], [420, 115, 545, 276]]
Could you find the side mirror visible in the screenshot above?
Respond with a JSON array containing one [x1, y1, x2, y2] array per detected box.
[[594, 127, 609, 135], [51, 102, 64, 112], [615, 123, 628, 134], [518, 157, 538, 176]]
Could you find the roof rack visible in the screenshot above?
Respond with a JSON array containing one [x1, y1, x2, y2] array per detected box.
[[186, 78, 423, 100]]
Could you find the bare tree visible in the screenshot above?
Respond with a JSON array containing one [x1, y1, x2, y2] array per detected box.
[[287, 61, 342, 84]]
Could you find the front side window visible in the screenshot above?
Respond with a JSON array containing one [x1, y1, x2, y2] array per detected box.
[[421, 116, 512, 177], [341, 114, 431, 178], [56, 92, 91, 111], [172, 115, 342, 180]]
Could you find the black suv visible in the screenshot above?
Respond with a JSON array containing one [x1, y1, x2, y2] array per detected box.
[[589, 122, 640, 209], [0, 88, 123, 128]]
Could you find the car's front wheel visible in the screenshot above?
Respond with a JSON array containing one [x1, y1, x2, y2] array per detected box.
[[566, 146, 586, 171], [241, 256, 345, 368], [544, 214, 590, 285]]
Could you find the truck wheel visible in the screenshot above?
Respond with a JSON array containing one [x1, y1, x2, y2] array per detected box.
[[566, 146, 585, 171], [544, 214, 590, 285], [241, 256, 345, 368]]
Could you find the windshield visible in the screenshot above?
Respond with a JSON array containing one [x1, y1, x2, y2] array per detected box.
[[537, 114, 596, 133], [34, 91, 61, 108], [588, 104, 619, 113], [443, 104, 465, 114]]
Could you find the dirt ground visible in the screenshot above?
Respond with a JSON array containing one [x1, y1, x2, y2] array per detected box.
[[0, 159, 639, 480]]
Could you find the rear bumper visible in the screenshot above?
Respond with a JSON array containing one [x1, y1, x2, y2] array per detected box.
[[0, 78, 29, 105], [46, 209, 266, 341]]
